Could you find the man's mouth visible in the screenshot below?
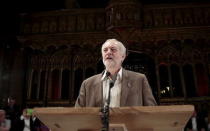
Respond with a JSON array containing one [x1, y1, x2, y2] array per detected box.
[[106, 57, 113, 60]]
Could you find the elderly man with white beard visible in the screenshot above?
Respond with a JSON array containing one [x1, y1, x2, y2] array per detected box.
[[75, 38, 157, 107]]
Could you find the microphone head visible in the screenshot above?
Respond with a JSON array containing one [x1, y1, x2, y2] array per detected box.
[[106, 71, 111, 77]]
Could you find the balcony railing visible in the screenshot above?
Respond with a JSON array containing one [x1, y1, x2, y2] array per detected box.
[[19, 2, 210, 35], [19, 9, 106, 35]]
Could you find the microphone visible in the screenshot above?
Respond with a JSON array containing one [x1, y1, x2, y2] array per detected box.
[[106, 71, 111, 79], [101, 71, 113, 131], [106, 71, 111, 77], [106, 71, 114, 88]]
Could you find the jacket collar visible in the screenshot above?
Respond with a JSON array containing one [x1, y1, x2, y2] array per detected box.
[[101, 68, 123, 82]]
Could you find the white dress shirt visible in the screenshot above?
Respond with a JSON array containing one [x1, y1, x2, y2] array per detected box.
[[101, 68, 122, 107], [20, 115, 30, 131]]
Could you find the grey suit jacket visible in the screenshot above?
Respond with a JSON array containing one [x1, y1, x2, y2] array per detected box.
[[75, 69, 157, 107]]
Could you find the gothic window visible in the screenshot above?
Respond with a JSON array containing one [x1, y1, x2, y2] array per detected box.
[[159, 64, 170, 98], [51, 69, 60, 99], [195, 63, 209, 96], [31, 70, 38, 99], [123, 52, 148, 74], [74, 68, 83, 100], [123, 52, 157, 98], [183, 64, 196, 97], [61, 69, 70, 99], [171, 64, 183, 97]]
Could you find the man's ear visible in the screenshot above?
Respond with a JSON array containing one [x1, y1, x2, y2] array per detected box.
[[122, 54, 126, 61]]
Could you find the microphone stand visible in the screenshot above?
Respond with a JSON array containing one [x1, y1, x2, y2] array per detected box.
[[101, 81, 114, 131]]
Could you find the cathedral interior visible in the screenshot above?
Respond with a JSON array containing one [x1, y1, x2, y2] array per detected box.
[[1, 0, 210, 130]]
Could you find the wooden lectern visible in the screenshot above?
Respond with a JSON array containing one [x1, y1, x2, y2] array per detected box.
[[34, 105, 194, 131]]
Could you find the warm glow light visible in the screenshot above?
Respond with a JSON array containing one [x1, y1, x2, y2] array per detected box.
[[166, 86, 170, 91]]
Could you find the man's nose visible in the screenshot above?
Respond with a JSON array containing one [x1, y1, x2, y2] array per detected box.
[[107, 49, 112, 54]]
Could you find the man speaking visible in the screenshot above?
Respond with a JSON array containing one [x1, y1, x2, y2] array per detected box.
[[75, 39, 157, 107]]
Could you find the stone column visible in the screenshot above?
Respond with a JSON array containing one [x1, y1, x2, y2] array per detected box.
[[155, 58, 161, 99], [71, 68, 75, 103], [0, 49, 3, 96], [0, 49, 4, 107], [47, 70, 52, 100], [28, 69, 34, 99], [70, 55, 75, 104], [192, 64, 198, 95], [36, 70, 41, 99], [59, 69, 63, 99], [180, 65, 187, 98], [43, 69, 50, 106], [167, 65, 173, 97]]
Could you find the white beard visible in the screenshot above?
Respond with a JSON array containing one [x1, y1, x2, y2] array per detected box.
[[103, 59, 116, 70]]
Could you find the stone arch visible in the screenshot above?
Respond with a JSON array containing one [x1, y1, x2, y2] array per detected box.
[[45, 45, 57, 54], [192, 49, 203, 62], [157, 45, 179, 64]]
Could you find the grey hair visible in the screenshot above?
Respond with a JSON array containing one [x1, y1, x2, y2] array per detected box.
[[101, 38, 126, 56]]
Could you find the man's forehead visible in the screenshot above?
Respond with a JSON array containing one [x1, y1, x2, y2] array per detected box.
[[103, 42, 119, 48]]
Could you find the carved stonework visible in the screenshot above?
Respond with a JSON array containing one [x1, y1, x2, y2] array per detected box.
[[143, 10, 153, 27], [67, 15, 76, 32], [174, 9, 183, 25], [86, 14, 94, 31], [49, 19, 57, 33], [58, 16, 67, 32], [153, 9, 163, 27], [17, 1, 210, 109], [163, 9, 173, 26], [23, 24, 31, 34], [77, 15, 86, 31], [106, 0, 141, 30], [40, 20, 48, 33], [32, 23, 39, 33]]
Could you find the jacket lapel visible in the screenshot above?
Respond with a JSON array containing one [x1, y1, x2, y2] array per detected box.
[[95, 72, 104, 107], [120, 69, 130, 106]]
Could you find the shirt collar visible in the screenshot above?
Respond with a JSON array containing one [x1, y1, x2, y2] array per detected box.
[[101, 68, 123, 81]]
